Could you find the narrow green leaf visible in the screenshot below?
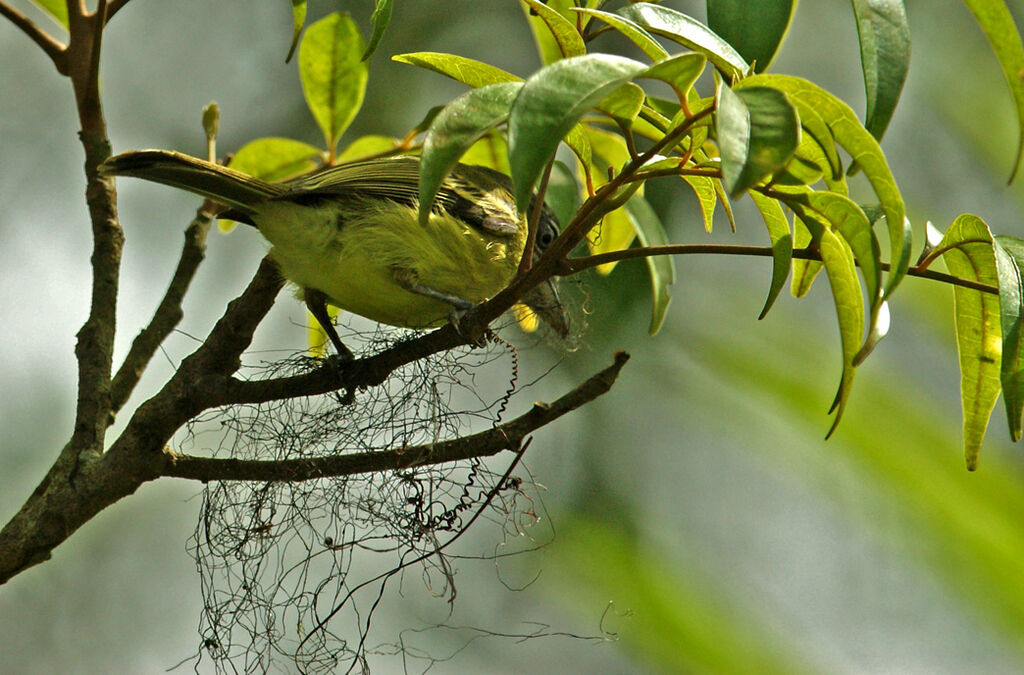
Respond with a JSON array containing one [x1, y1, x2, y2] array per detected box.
[[780, 189, 880, 315], [419, 82, 522, 225], [706, 0, 797, 73], [961, 0, 1024, 181], [681, 174, 716, 233], [285, 0, 307, 62], [522, 0, 593, 64], [641, 53, 707, 103], [790, 208, 864, 437], [299, 13, 368, 154], [714, 177, 738, 232], [739, 75, 907, 296], [819, 227, 864, 437], [30, 0, 67, 29], [618, 3, 749, 77], [717, 85, 801, 197], [508, 54, 647, 211], [362, 0, 393, 60], [850, 0, 910, 140], [584, 127, 638, 273], [749, 191, 792, 319], [626, 195, 675, 335], [791, 101, 844, 186], [392, 52, 521, 88], [572, 7, 669, 61], [521, 0, 586, 59], [993, 235, 1024, 441], [936, 214, 1001, 470], [790, 215, 822, 296]]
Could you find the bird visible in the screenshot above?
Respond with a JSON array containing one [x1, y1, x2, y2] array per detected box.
[[101, 151, 569, 359]]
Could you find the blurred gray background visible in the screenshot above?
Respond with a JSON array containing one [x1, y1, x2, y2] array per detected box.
[[4, 0, 1024, 672]]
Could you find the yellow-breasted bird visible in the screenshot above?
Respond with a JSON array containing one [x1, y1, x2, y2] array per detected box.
[[101, 151, 568, 358]]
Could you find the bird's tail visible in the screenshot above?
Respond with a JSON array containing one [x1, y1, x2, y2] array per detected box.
[[101, 150, 286, 216]]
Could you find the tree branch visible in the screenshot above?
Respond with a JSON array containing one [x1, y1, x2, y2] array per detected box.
[[0, 1, 68, 74], [110, 211, 211, 415], [105, 0, 131, 23], [163, 352, 630, 482], [560, 243, 1001, 296]]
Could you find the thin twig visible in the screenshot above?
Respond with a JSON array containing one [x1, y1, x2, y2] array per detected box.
[[0, 1, 68, 73], [110, 212, 212, 415], [105, 0, 131, 22], [162, 352, 629, 482], [561, 243, 1001, 295]]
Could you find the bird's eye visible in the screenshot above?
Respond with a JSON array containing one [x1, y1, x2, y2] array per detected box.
[[537, 227, 555, 248]]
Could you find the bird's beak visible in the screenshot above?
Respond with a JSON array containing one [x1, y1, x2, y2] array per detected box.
[[521, 277, 570, 339]]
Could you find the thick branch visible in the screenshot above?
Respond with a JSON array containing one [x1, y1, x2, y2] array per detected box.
[[110, 212, 211, 414], [561, 243, 1001, 296], [163, 352, 630, 482], [0, 259, 284, 584], [0, 1, 68, 74]]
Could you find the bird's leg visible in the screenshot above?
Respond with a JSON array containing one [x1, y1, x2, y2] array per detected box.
[[393, 270, 488, 343], [304, 287, 354, 361]]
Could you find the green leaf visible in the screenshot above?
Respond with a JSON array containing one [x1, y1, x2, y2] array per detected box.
[[850, 0, 910, 140], [299, 13, 368, 155], [790, 100, 844, 186], [508, 54, 647, 211], [790, 215, 822, 296], [392, 52, 521, 87], [419, 82, 522, 225], [681, 174, 716, 233], [228, 137, 322, 181], [362, 0, 393, 60], [749, 191, 792, 319], [572, 7, 669, 61], [220, 137, 322, 231], [626, 195, 675, 335], [30, 0, 67, 29], [714, 176, 738, 232], [739, 75, 907, 296], [790, 208, 864, 437], [961, 0, 1024, 182], [285, 0, 307, 62], [336, 135, 400, 162], [599, 83, 645, 125], [706, 0, 797, 73], [936, 214, 1001, 470], [521, 0, 586, 59], [618, 3, 749, 77], [993, 235, 1024, 442], [584, 127, 638, 273], [641, 53, 707, 104], [545, 160, 580, 231], [780, 189, 881, 316], [460, 131, 511, 174], [716, 84, 800, 197]]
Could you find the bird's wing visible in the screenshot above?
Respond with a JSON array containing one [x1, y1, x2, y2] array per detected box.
[[278, 157, 522, 236]]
